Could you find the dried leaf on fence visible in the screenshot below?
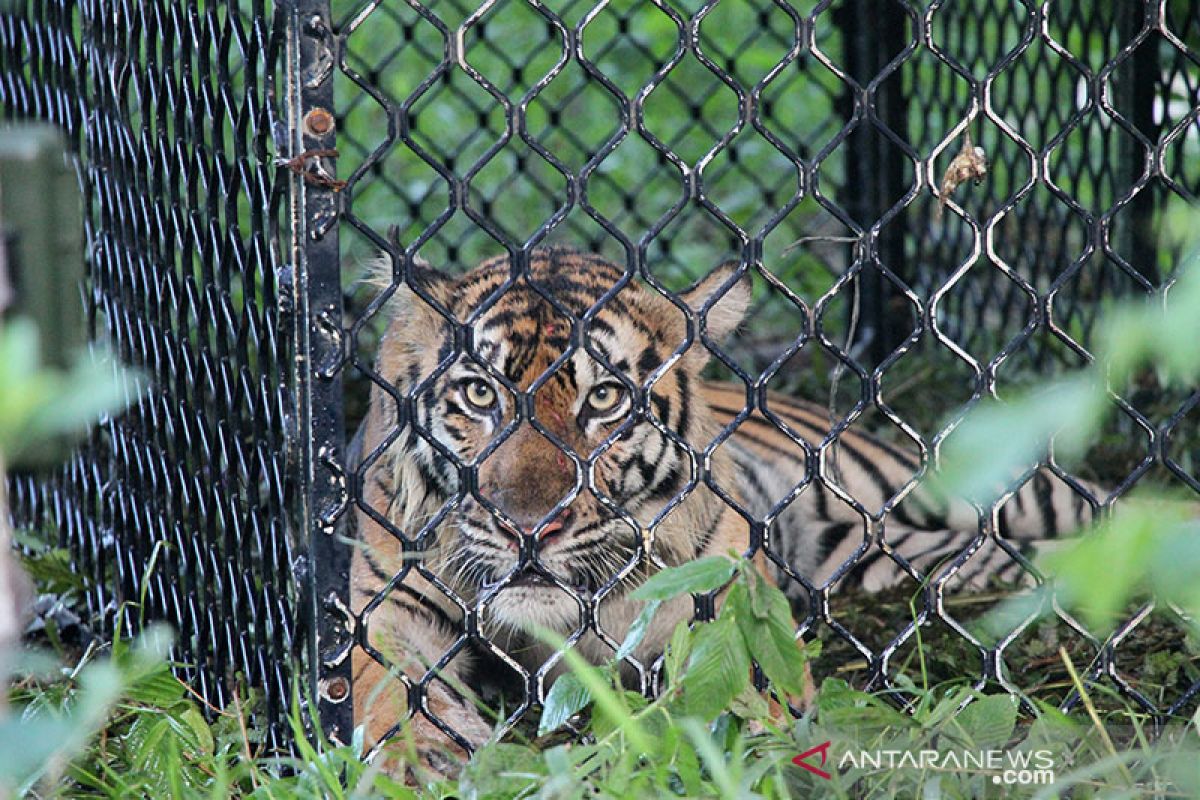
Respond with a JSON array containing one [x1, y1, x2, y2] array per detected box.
[[937, 131, 988, 219]]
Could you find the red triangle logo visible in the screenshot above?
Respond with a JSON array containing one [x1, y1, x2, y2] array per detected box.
[[792, 740, 833, 780]]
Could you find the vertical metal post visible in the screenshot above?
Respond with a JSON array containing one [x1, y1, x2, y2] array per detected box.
[[837, 0, 909, 368], [285, 0, 353, 745], [1119, 2, 1159, 283]]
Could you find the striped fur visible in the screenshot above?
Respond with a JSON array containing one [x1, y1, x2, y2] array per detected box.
[[349, 248, 1094, 777]]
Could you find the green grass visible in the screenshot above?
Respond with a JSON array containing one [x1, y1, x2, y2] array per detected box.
[[7, 542, 1200, 799]]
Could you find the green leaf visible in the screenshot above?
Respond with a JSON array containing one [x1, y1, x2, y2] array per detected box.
[[125, 669, 185, 707], [177, 706, 216, 756], [665, 620, 691, 688], [539, 672, 592, 736], [616, 599, 661, 661], [936, 375, 1106, 506], [679, 719, 739, 799], [674, 733, 703, 797], [0, 320, 139, 464], [726, 575, 811, 699], [459, 743, 545, 798], [728, 684, 769, 720], [816, 678, 911, 731], [744, 561, 773, 620], [535, 627, 652, 753], [675, 615, 750, 720], [1038, 504, 1169, 632], [631, 556, 737, 601], [951, 694, 1018, 749]]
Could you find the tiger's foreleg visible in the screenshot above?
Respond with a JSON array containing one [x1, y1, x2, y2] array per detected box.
[[351, 583, 492, 781]]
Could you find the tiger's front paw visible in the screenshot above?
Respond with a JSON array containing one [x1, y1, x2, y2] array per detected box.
[[371, 682, 494, 784]]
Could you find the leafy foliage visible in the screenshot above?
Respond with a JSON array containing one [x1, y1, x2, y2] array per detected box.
[[6, 551, 1200, 798], [934, 206, 1200, 644]]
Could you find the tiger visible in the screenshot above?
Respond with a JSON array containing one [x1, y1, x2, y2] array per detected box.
[[347, 247, 1096, 778]]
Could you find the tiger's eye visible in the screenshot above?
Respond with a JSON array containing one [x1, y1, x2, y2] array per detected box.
[[462, 379, 497, 411], [586, 383, 624, 414]]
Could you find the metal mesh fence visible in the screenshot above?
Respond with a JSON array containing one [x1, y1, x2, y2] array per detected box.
[[3, 0, 1200, 760], [1, 0, 298, 747], [328, 0, 1200, 752]]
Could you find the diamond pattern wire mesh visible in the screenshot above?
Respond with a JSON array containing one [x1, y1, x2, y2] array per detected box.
[[331, 0, 1200, 750], [2, 0, 1199, 759], [1, 1, 298, 747]]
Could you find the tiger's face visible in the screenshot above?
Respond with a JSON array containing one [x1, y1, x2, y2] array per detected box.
[[369, 249, 748, 632]]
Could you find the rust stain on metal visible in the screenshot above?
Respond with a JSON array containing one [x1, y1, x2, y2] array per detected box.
[[304, 107, 335, 137]]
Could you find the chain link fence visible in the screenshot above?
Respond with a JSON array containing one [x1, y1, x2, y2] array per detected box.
[[3, 0, 1199, 754]]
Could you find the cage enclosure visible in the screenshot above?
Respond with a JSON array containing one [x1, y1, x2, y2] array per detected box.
[[2, 0, 1199, 755]]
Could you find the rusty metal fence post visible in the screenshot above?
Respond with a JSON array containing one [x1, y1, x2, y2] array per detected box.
[[282, 0, 355, 745]]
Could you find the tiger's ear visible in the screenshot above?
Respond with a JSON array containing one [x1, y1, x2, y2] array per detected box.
[[680, 261, 752, 341], [366, 251, 454, 320]]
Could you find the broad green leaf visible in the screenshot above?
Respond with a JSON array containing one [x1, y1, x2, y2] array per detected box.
[[819, 701, 911, 732], [132, 716, 173, 773], [615, 599, 661, 661], [459, 742, 545, 797], [728, 684, 769, 720], [125, 669, 185, 707], [679, 719, 739, 799], [743, 560, 773, 620], [936, 375, 1106, 506], [815, 677, 858, 712], [177, 706, 216, 756], [664, 620, 691, 689], [1038, 505, 1165, 632], [726, 576, 810, 699], [675, 615, 750, 720], [817, 678, 911, 730], [950, 694, 1017, 750], [539, 672, 592, 736], [0, 320, 139, 464], [674, 732, 703, 797], [631, 556, 736, 601], [535, 627, 651, 753]]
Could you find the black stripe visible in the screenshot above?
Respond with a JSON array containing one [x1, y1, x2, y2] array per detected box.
[[710, 390, 922, 473], [817, 522, 855, 562], [715, 409, 915, 522], [732, 450, 773, 510], [1033, 472, 1058, 538], [691, 503, 724, 558], [1070, 490, 1087, 534], [813, 481, 830, 520], [637, 346, 662, 377], [843, 550, 890, 589], [708, 403, 826, 443], [364, 578, 457, 632], [912, 530, 959, 576], [647, 464, 683, 501], [721, 424, 807, 464], [363, 549, 394, 583], [677, 372, 691, 438], [650, 392, 670, 424]]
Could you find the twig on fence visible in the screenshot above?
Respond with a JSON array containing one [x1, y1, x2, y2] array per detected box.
[[781, 235, 858, 256], [232, 692, 261, 789], [178, 676, 226, 716], [277, 149, 347, 192], [778, 233, 862, 487]]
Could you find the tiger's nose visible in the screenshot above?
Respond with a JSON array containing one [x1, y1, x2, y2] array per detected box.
[[525, 507, 574, 543]]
